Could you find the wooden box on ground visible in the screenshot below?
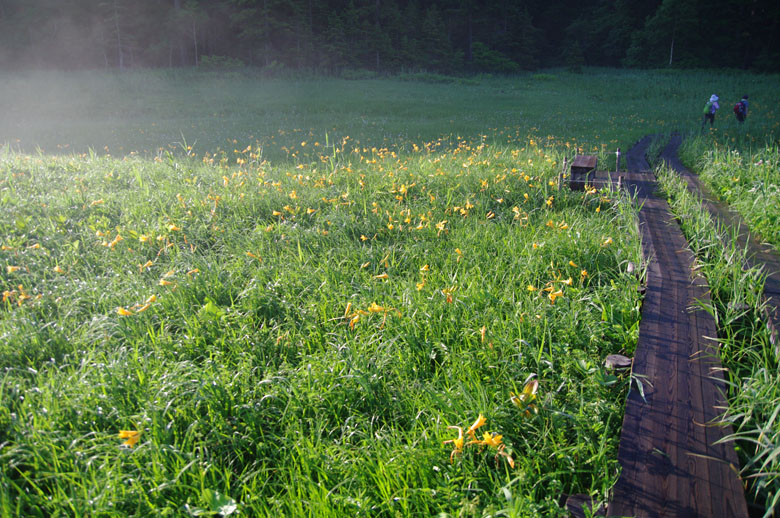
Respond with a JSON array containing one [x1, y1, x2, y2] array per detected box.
[[570, 155, 597, 190]]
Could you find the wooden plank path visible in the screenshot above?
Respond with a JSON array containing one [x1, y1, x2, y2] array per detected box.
[[603, 137, 748, 517], [660, 133, 780, 347]]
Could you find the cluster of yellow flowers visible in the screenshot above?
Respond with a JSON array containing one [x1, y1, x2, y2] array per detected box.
[[526, 261, 591, 306], [2, 283, 38, 306], [444, 379, 540, 468], [343, 301, 401, 330], [4, 244, 48, 306], [443, 414, 515, 468]]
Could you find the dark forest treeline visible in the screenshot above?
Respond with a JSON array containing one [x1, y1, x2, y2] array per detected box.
[[1, 0, 778, 72]]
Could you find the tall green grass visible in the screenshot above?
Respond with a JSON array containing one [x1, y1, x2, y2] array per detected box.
[[656, 164, 778, 517], [679, 136, 780, 251], [1, 139, 642, 516]]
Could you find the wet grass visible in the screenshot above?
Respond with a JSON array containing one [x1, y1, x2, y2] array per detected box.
[[1, 66, 779, 516], [1, 139, 642, 516]]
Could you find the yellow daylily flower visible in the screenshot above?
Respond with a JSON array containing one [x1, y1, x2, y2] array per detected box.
[[348, 314, 361, 330], [367, 302, 387, 313], [511, 379, 539, 416], [474, 431, 503, 449], [118, 430, 141, 448], [443, 426, 465, 463], [466, 414, 487, 438], [435, 220, 448, 235], [116, 307, 134, 316]]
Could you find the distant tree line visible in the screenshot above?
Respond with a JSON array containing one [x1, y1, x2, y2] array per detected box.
[[0, 0, 778, 72]]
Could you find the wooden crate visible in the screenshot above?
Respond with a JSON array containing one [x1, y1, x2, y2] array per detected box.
[[569, 155, 597, 191]]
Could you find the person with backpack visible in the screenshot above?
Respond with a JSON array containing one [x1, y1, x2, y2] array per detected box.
[[734, 95, 749, 123], [702, 94, 720, 130]]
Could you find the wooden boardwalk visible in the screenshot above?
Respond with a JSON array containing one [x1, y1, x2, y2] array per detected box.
[[660, 134, 780, 347], [604, 137, 748, 517]]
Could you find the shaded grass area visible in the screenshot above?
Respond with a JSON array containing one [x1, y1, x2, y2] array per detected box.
[[656, 164, 779, 517], [679, 136, 780, 252], [1, 141, 642, 516], [1, 68, 778, 165]]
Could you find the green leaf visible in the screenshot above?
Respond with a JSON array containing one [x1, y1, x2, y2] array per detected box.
[[205, 489, 238, 516]]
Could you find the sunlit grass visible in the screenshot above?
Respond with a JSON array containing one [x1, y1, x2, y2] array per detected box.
[[0, 136, 643, 516], [2, 66, 779, 516]]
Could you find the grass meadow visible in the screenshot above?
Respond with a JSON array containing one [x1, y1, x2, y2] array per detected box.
[[1, 68, 779, 516], [679, 137, 780, 252], [2, 67, 779, 161]]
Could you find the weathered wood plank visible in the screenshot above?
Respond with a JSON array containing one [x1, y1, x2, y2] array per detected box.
[[606, 139, 748, 517], [661, 133, 780, 350]]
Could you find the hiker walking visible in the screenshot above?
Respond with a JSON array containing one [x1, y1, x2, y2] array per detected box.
[[702, 94, 720, 130], [734, 95, 749, 123]]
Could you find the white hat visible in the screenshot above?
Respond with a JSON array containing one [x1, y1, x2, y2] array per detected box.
[[710, 94, 719, 102]]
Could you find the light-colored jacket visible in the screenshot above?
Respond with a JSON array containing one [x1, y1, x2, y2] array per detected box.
[[708, 95, 720, 113]]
